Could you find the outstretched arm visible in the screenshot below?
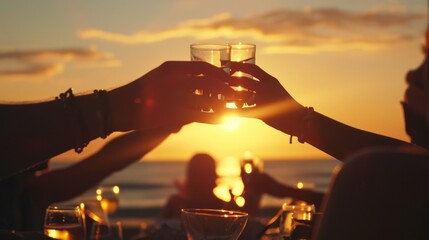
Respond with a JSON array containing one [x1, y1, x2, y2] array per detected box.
[[28, 127, 174, 204], [0, 61, 234, 179], [229, 62, 419, 161], [256, 173, 325, 209]]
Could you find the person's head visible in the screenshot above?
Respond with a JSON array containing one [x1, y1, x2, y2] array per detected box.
[[186, 153, 218, 194], [403, 60, 429, 149]]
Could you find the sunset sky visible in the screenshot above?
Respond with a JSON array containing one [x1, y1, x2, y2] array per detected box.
[[0, 0, 426, 163]]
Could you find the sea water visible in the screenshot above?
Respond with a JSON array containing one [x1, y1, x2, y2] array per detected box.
[[51, 159, 340, 210]]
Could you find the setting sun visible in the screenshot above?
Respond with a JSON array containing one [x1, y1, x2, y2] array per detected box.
[[222, 116, 242, 131]]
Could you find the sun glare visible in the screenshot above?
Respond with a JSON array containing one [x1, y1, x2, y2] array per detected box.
[[222, 116, 242, 131]]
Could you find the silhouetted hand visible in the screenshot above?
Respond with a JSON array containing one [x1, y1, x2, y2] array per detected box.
[[108, 61, 235, 132], [229, 62, 305, 136]]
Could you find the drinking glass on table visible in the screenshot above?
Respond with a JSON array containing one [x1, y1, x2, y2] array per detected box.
[[229, 43, 257, 108], [90, 222, 123, 240], [181, 208, 248, 240], [279, 203, 315, 239], [290, 212, 323, 240], [44, 204, 86, 240], [96, 185, 120, 215]]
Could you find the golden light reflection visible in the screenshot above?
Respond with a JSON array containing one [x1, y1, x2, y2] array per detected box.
[[231, 180, 244, 196], [234, 196, 245, 207], [214, 156, 244, 204], [226, 102, 238, 109], [243, 162, 253, 174], [216, 156, 241, 177], [297, 182, 304, 189], [45, 229, 70, 240], [113, 185, 120, 194], [213, 185, 231, 202]]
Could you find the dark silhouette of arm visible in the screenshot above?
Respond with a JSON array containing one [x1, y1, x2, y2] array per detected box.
[[0, 61, 234, 179], [256, 173, 325, 209], [28, 128, 173, 204], [229, 62, 419, 161]]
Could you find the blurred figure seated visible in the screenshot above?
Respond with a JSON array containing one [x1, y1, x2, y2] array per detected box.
[[162, 153, 228, 218], [229, 156, 325, 216]]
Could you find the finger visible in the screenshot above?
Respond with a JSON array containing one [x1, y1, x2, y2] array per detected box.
[[181, 91, 228, 112], [161, 61, 230, 82], [181, 75, 236, 100], [229, 62, 278, 84], [228, 76, 260, 91]]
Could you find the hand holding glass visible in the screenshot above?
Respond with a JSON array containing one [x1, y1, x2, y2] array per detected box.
[[230, 43, 256, 108], [190, 44, 231, 112]]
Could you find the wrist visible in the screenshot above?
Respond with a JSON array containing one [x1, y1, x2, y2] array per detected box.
[[106, 86, 141, 132], [265, 101, 307, 137]]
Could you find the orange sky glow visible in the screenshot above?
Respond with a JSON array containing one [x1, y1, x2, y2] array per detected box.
[[0, 0, 426, 164]]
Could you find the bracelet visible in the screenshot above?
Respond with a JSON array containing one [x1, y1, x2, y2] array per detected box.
[[289, 107, 314, 144], [93, 89, 111, 139], [56, 88, 89, 153]]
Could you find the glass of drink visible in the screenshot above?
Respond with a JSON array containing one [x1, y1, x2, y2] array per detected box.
[[44, 204, 86, 240], [290, 212, 322, 240], [190, 43, 231, 71], [90, 222, 123, 240], [96, 185, 120, 215], [181, 208, 248, 240], [229, 43, 256, 108], [279, 203, 315, 239], [190, 43, 231, 112]]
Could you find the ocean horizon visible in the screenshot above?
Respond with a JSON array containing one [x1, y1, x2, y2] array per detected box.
[[51, 158, 340, 213]]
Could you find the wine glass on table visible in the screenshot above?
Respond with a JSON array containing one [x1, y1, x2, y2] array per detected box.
[[96, 185, 120, 215], [44, 204, 86, 240], [90, 222, 123, 240], [279, 203, 315, 240], [181, 208, 248, 240]]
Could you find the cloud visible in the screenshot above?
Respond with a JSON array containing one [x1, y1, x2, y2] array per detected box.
[[0, 46, 120, 79], [79, 7, 425, 53]]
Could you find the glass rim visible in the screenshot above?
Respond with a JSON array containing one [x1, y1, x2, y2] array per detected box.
[[229, 43, 256, 50], [181, 208, 248, 217], [190, 43, 231, 51], [47, 204, 81, 211], [282, 203, 315, 212]]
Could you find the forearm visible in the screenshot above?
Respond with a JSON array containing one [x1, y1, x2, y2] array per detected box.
[[262, 174, 324, 208], [34, 129, 172, 203], [305, 111, 412, 160], [270, 109, 413, 161], [0, 89, 125, 179]]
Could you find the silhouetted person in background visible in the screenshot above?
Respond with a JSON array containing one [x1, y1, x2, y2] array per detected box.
[[233, 158, 325, 216], [162, 153, 227, 218]]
